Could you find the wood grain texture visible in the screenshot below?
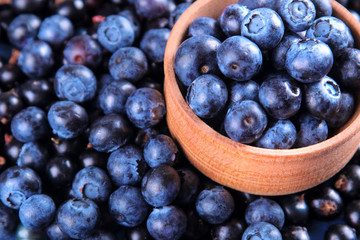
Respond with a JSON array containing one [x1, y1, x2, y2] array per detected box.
[[164, 0, 360, 195]]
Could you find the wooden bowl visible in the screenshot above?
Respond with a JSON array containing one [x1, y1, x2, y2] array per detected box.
[[164, 0, 360, 195]]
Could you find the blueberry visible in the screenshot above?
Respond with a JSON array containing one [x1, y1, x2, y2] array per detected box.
[[98, 80, 136, 115], [241, 8, 284, 50], [109, 185, 149, 227], [0, 64, 24, 91], [47, 100, 88, 139], [7, 14, 41, 49], [0, 166, 42, 210], [279, 193, 309, 226], [333, 164, 360, 199], [78, 148, 108, 169], [325, 224, 357, 240], [118, 8, 142, 38], [229, 80, 259, 106], [143, 134, 178, 168], [88, 114, 133, 152], [72, 166, 112, 203], [11, 0, 49, 13], [17, 40, 54, 78], [196, 186, 234, 225], [224, 100, 268, 144], [56, 198, 100, 239], [271, 33, 302, 71], [281, 226, 311, 240], [46, 222, 70, 240], [0, 90, 24, 121], [308, 186, 343, 220], [45, 156, 78, 187], [286, 39, 334, 83], [294, 112, 328, 148], [242, 222, 282, 240], [141, 165, 181, 207], [0, 201, 18, 239], [334, 48, 360, 88], [312, 0, 333, 18], [107, 145, 148, 186], [245, 198, 285, 229], [305, 76, 341, 120], [134, 0, 169, 19], [55, 0, 87, 24], [175, 167, 201, 206], [168, 2, 191, 28], [277, 0, 316, 32], [306, 16, 354, 55], [140, 28, 170, 63], [217, 36, 262, 81], [63, 34, 103, 68], [255, 119, 297, 149], [19, 79, 54, 107], [219, 4, 249, 37], [345, 200, 360, 232], [19, 194, 56, 230], [186, 74, 228, 119], [237, 0, 277, 10], [146, 206, 187, 240], [54, 64, 97, 103], [50, 135, 87, 158], [11, 106, 49, 143], [17, 141, 49, 172], [37, 14, 74, 48], [126, 226, 152, 240], [134, 127, 159, 147], [3, 137, 23, 164], [174, 35, 221, 87], [211, 218, 246, 240], [125, 88, 166, 129], [259, 73, 302, 119], [97, 15, 135, 52], [108, 47, 148, 83], [188, 16, 224, 40], [15, 223, 47, 240]]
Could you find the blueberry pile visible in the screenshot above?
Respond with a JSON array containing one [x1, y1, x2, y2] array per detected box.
[[175, 0, 360, 149], [0, 0, 360, 239]]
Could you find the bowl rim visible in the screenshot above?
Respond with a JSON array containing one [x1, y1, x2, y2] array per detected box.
[[164, 0, 360, 159]]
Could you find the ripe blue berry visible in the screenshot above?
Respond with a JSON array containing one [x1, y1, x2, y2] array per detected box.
[[47, 100, 89, 139], [54, 64, 97, 103], [11, 106, 49, 143], [217, 36, 262, 81], [196, 186, 235, 224], [107, 145, 148, 186], [72, 166, 112, 203], [109, 47, 148, 83], [146, 206, 187, 240], [286, 39, 333, 83], [19, 194, 56, 230], [241, 8, 284, 50], [125, 88, 166, 129], [109, 185, 149, 227], [224, 100, 268, 144], [97, 15, 135, 52], [56, 198, 100, 239], [186, 74, 228, 119], [174, 35, 221, 87]]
